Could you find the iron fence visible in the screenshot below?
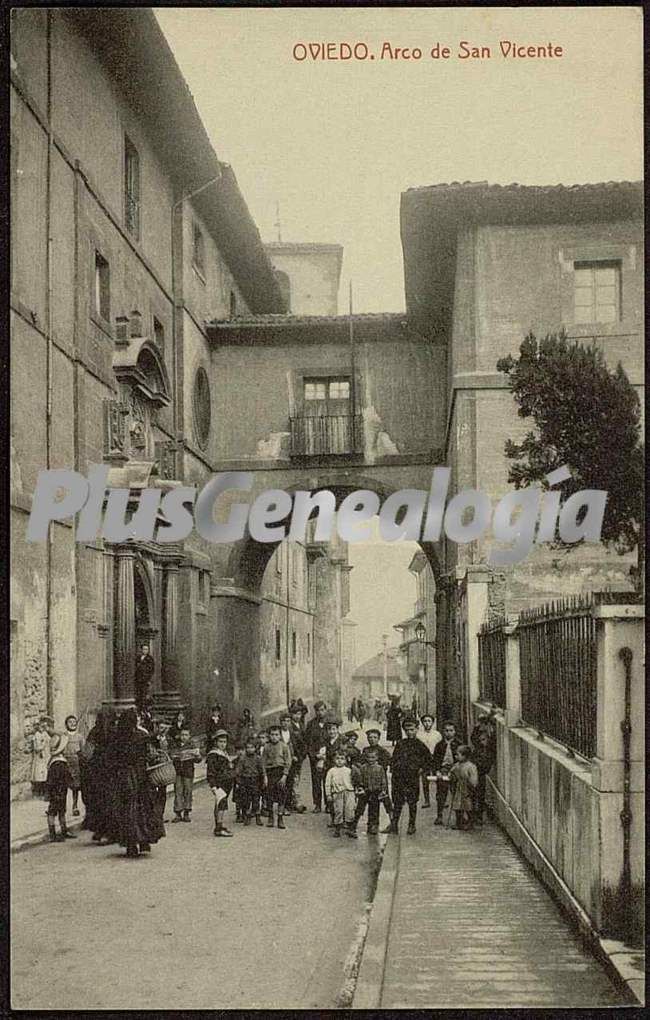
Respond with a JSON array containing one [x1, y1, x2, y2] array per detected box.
[[478, 615, 507, 708], [289, 413, 363, 456], [518, 595, 598, 760]]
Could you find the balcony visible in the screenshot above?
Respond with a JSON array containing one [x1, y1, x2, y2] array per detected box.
[[290, 413, 363, 457]]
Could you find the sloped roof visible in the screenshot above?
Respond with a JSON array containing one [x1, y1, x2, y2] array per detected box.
[[206, 311, 410, 344], [353, 651, 402, 679], [70, 9, 283, 314], [400, 179, 643, 336]]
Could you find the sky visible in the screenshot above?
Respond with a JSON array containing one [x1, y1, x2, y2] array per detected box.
[[155, 6, 642, 312]]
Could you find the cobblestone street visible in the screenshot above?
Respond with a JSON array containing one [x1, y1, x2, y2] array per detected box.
[[11, 775, 380, 1011]]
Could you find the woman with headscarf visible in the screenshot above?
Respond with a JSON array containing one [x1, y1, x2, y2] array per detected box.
[[234, 708, 255, 750], [167, 708, 190, 750], [83, 706, 118, 843], [113, 707, 165, 858]]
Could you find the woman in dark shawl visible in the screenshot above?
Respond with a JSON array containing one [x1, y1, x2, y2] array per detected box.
[[385, 696, 404, 746], [114, 707, 165, 858], [83, 706, 118, 843]]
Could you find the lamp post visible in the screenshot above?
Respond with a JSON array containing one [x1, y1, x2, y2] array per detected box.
[[414, 621, 436, 715]]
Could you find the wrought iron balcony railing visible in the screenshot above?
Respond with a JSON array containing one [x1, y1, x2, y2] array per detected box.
[[289, 413, 363, 457]]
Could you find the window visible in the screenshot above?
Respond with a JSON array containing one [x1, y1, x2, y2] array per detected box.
[[192, 366, 211, 449], [306, 632, 311, 661], [291, 547, 298, 585], [275, 627, 282, 663], [94, 251, 110, 322], [304, 377, 351, 402], [291, 630, 297, 662], [153, 316, 164, 352], [124, 135, 140, 239], [229, 290, 237, 318], [574, 261, 621, 324], [192, 222, 205, 276], [297, 376, 355, 455]]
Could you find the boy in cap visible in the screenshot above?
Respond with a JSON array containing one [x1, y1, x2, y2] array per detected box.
[[170, 727, 201, 822], [207, 729, 234, 837], [382, 716, 433, 836], [262, 724, 292, 829], [46, 734, 76, 841], [342, 730, 362, 766]]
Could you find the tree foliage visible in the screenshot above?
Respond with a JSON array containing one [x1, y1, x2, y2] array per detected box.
[[497, 331, 644, 555]]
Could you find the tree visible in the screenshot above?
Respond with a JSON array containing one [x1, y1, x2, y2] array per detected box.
[[497, 331, 644, 590]]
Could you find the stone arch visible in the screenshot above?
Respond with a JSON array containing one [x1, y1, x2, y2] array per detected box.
[[225, 473, 442, 594], [113, 337, 171, 409]]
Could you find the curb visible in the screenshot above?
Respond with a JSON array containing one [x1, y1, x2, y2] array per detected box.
[[351, 833, 400, 1009], [11, 771, 207, 854]]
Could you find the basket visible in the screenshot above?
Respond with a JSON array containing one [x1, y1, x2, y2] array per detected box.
[[146, 758, 176, 788]]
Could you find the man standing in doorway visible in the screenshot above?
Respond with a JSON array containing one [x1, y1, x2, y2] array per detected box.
[[304, 701, 329, 812], [135, 643, 155, 712]]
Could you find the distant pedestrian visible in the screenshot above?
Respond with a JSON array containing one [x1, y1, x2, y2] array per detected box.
[[325, 749, 358, 838], [383, 716, 432, 836], [207, 729, 234, 838], [171, 727, 201, 822], [356, 699, 366, 727], [262, 724, 291, 829], [46, 734, 76, 842], [448, 745, 478, 829], [63, 714, 84, 817], [385, 697, 404, 746]]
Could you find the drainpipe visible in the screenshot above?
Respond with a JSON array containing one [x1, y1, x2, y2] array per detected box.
[[618, 646, 633, 905], [45, 10, 54, 718], [170, 170, 222, 439]]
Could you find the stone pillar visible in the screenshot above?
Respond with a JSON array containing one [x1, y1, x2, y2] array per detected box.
[[591, 603, 644, 940], [463, 565, 491, 734], [110, 547, 136, 710], [153, 562, 184, 718], [503, 618, 522, 727]]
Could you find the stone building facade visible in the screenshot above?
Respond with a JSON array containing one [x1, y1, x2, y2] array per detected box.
[[400, 180, 644, 727]]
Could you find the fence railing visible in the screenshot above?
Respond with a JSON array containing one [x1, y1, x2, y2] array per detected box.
[[478, 615, 507, 708], [289, 413, 363, 456], [518, 595, 598, 760]]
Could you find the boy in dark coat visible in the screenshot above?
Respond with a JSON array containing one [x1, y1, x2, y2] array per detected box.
[[286, 704, 307, 812], [207, 729, 234, 837], [47, 734, 76, 841], [304, 701, 329, 812], [432, 721, 462, 826], [383, 716, 432, 835]]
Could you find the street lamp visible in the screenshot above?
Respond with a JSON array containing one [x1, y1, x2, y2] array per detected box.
[[414, 621, 436, 648]]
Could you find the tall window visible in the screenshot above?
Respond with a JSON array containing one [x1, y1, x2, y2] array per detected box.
[[192, 222, 205, 277], [306, 632, 311, 661], [192, 367, 211, 449], [94, 251, 110, 321], [299, 376, 354, 455], [291, 630, 297, 662], [574, 260, 621, 324], [124, 135, 140, 239], [275, 627, 282, 663]]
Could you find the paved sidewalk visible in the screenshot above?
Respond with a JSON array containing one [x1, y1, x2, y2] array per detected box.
[[358, 818, 629, 1009]]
